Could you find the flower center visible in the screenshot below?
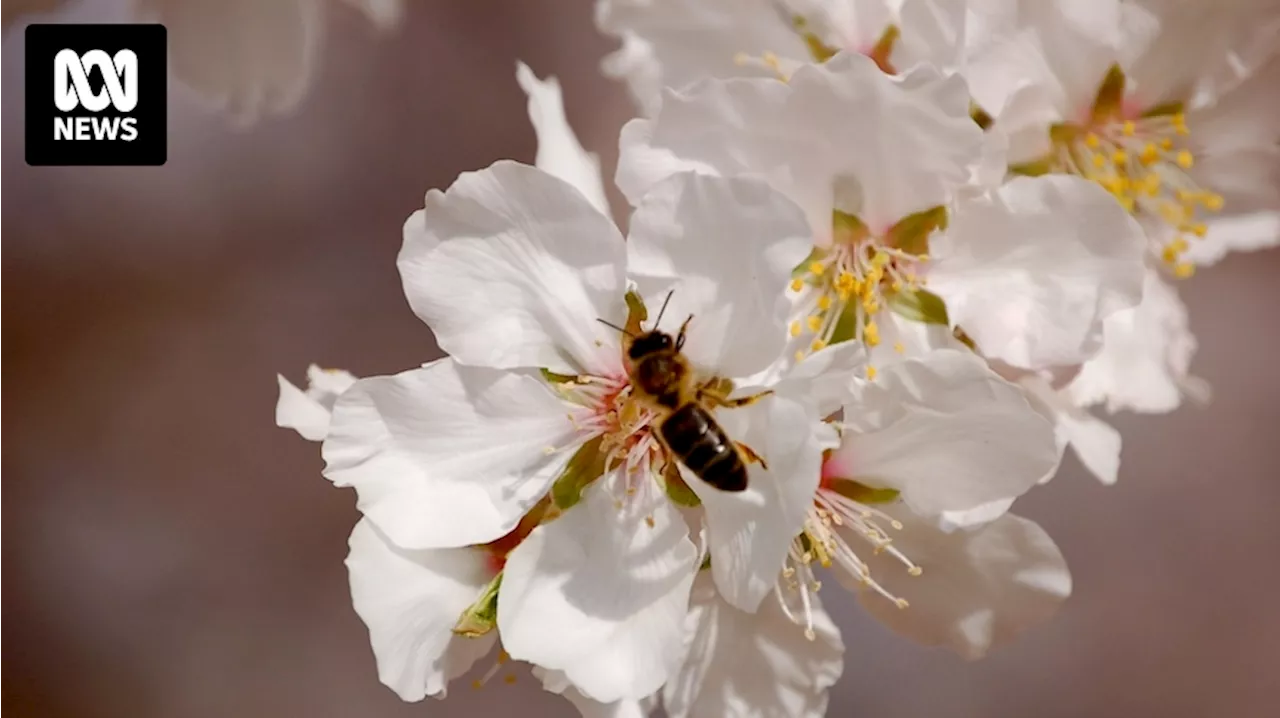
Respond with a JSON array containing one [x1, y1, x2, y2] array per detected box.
[[1050, 112, 1223, 277], [789, 215, 925, 368], [777, 479, 921, 640]]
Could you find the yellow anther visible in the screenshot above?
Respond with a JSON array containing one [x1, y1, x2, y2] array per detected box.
[[1117, 195, 1135, 212], [1176, 150, 1194, 168], [1141, 143, 1159, 164], [1142, 173, 1161, 195], [893, 341, 905, 354], [864, 321, 880, 347], [1174, 261, 1196, 279], [895, 598, 910, 609], [1160, 138, 1174, 150], [817, 294, 832, 311], [811, 339, 827, 352], [1204, 193, 1224, 211], [836, 271, 856, 292], [862, 297, 879, 315], [1170, 237, 1190, 253], [1161, 245, 1180, 263], [790, 278, 804, 292], [908, 566, 923, 577], [1084, 133, 1101, 149], [1112, 150, 1129, 165], [1092, 154, 1106, 168], [866, 365, 878, 380], [1190, 223, 1207, 238], [503, 675, 517, 685], [804, 628, 817, 641], [872, 251, 891, 268], [806, 315, 822, 332], [1172, 113, 1189, 135], [891, 280, 903, 292], [1122, 120, 1136, 136], [794, 350, 806, 362], [472, 680, 484, 690], [809, 261, 826, 276], [789, 321, 801, 337]]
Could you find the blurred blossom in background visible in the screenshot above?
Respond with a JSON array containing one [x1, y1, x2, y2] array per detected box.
[[3, 1, 1280, 717]]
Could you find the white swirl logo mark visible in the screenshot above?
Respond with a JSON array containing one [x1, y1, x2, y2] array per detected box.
[[54, 49, 138, 113]]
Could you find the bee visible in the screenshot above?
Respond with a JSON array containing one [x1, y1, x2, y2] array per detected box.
[[600, 292, 770, 492]]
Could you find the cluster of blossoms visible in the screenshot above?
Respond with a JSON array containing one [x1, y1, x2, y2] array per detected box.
[[279, 0, 1278, 714]]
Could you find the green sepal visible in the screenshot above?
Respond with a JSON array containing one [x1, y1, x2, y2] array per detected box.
[[624, 289, 648, 335], [1008, 156, 1056, 177], [550, 436, 606, 511], [886, 288, 949, 325], [541, 368, 578, 385], [663, 464, 702, 507], [699, 554, 712, 571], [827, 478, 900, 505], [832, 209, 868, 241], [826, 300, 862, 346], [792, 16, 838, 63], [1090, 64, 1127, 124], [868, 24, 900, 73], [791, 245, 827, 280], [453, 571, 502, 638], [886, 205, 946, 255], [1140, 100, 1184, 118], [971, 103, 994, 130]]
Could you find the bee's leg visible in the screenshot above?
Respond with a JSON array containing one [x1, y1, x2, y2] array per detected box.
[[736, 441, 769, 470], [675, 314, 694, 351], [703, 388, 774, 409]]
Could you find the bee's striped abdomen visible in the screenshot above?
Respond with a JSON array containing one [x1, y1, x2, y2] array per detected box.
[[660, 404, 748, 492]]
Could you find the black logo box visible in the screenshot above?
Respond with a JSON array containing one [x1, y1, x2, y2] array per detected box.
[[25, 24, 167, 167]]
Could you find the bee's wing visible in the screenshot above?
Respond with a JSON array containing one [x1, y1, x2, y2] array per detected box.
[[135, 0, 322, 124]]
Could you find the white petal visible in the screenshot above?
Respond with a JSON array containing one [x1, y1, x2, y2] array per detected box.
[[852, 510, 1071, 660], [1059, 410, 1122, 485], [1067, 269, 1199, 414], [617, 53, 983, 242], [689, 395, 825, 612], [515, 62, 611, 217], [1182, 211, 1280, 267], [499, 471, 698, 703], [276, 375, 333, 442], [399, 161, 627, 375], [929, 175, 1146, 370], [626, 173, 812, 378], [940, 498, 1018, 531], [275, 365, 359, 441], [771, 341, 869, 418], [322, 359, 580, 549], [664, 573, 843, 718], [345, 518, 496, 701], [137, 0, 320, 123], [596, 0, 810, 114], [832, 350, 1059, 515], [535, 667, 658, 718]]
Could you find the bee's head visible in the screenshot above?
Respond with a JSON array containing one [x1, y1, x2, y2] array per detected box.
[[627, 330, 673, 360]]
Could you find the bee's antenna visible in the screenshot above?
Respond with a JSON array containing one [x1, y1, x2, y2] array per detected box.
[[654, 289, 675, 328], [596, 318, 635, 337]]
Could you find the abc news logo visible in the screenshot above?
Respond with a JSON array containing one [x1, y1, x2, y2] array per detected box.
[[26, 24, 166, 166]]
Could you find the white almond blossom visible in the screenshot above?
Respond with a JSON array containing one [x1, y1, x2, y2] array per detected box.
[[618, 53, 1147, 374], [321, 159, 849, 701], [595, 0, 971, 114], [781, 349, 1070, 658], [966, 0, 1280, 275], [5, 0, 404, 122], [660, 573, 844, 718]]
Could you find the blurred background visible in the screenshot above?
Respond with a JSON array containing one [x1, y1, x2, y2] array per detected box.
[[3, 2, 1278, 716]]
